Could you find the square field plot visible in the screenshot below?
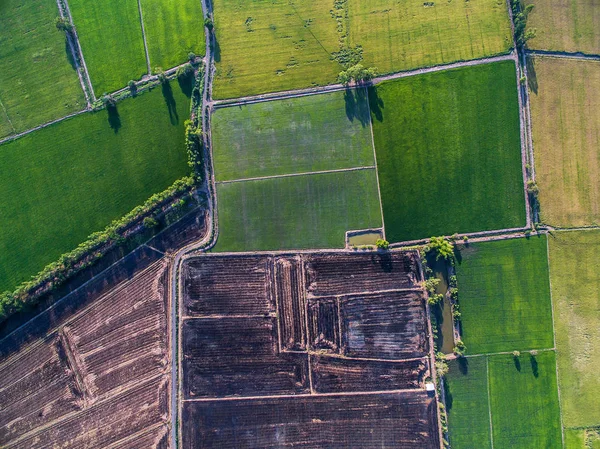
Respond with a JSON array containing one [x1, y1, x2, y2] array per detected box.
[[548, 230, 600, 429], [211, 89, 374, 181], [525, 0, 600, 54], [348, 0, 512, 76], [454, 236, 554, 354], [446, 352, 562, 449], [0, 0, 85, 138], [214, 169, 382, 251], [0, 84, 190, 292], [529, 57, 600, 227], [370, 61, 525, 242]]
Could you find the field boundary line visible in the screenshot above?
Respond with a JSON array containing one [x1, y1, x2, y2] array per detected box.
[[103, 422, 166, 449], [526, 50, 600, 62], [182, 314, 276, 320], [215, 166, 376, 185], [464, 347, 555, 358], [60, 0, 96, 101], [547, 225, 600, 233], [364, 85, 386, 240], [183, 387, 427, 402], [546, 235, 566, 449], [486, 356, 495, 449], [0, 97, 16, 134], [389, 227, 531, 248], [212, 53, 515, 108], [136, 0, 152, 74]]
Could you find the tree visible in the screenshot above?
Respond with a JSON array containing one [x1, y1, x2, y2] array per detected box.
[[338, 64, 378, 86], [204, 17, 214, 31], [188, 52, 196, 62], [425, 236, 454, 261], [143, 216, 158, 228], [176, 63, 194, 79], [375, 238, 389, 250], [127, 80, 137, 93], [55, 17, 73, 33], [101, 93, 116, 108]]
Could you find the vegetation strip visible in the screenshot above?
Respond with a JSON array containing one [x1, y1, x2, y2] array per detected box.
[[136, 0, 152, 73]]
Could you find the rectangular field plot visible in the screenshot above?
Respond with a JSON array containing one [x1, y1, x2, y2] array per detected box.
[[275, 256, 307, 351], [311, 355, 426, 393], [68, 0, 147, 94], [525, 0, 600, 54], [182, 392, 440, 449], [183, 255, 274, 316], [0, 85, 190, 293], [305, 251, 420, 297], [211, 90, 374, 181], [214, 169, 382, 251], [488, 352, 562, 449], [455, 236, 554, 354], [370, 61, 525, 242], [0, 0, 85, 138], [548, 230, 600, 428], [348, 0, 512, 76], [211, 0, 340, 99], [140, 0, 205, 70], [182, 317, 310, 398], [529, 57, 600, 227], [0, 260, 171, 449]]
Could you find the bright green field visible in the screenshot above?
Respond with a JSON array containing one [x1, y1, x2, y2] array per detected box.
[[455, 236, 555, 354], [489, 352, 562, 449], [447, 353, 562, 449], [0, 84, 190, 292], [446, 357, 492, 449], [69, 0, 148, 94], [369, 61, 525, 242], [0, 0, 85, 138], [140, 0, 205, 69], [214, 169, 382, 251], [548, 230, 600, 429], [212, 90, 374, 181], [348, 0, 512, 75]]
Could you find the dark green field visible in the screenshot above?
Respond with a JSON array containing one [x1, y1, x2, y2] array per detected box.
[[211, 90, 374, 181], [0, 84, 190, 292], [455, 236, 554, 354], [369, 61, 525, 242], [214, 169, 382, 251]]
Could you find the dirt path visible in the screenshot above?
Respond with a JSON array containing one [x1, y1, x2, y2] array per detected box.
[[526, 49, 600, 61], [0, 109, 88, 146], [136, 0, 152, 74], [215, 166, 377, 185], [0, 97, 16, 135]]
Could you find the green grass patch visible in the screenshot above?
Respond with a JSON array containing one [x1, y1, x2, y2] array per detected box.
[[212, 90, 374, 181], [446, 357, 492, 449], [348, 0, 512, 76], [0, 84, 190, 292], [548, 229, 600, 428], [455, 236, 554, 354], [0, 0, 85, 137], [564, 429, 585, 449], [69, 0, 147, 94], [214, 169, 382, 251], [140, 0, 205, 70], [369, 61, 525, 242], [488, 351, 562, 449]]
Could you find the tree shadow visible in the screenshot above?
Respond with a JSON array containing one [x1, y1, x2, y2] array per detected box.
[[375, 251, 393, 272], [343, 88, 369, 127], [65, 38, 76, 70], [443, 378, 453, 411], [530, 354, 539, 378], [177, 72, 195, 98], [457, 356, 469, 375], [514, 356, 521, 371], [526, 56, 538, 95], [162, 81, 179, 125], [367, 85, 384, 122], [107, 105, 121, 133], [212, 35, 221, 63]]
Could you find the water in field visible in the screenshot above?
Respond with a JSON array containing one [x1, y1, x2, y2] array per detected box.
[[347, 230, 383, 246], [431, 259, 455, 354]]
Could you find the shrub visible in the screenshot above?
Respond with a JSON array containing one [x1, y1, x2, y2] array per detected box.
[[204, 17, 214, 31], [513, 350, 521, 358], [188, 52, 196, 62], [143, 216, 158, 228], [128, 80, 137, 92], [338, 63, 378, 85], [453, 339, 467, 357], [154, 68, 167, 84], [101, 93, 116, 107], [425, 236, 455, 261], [55, 17, 73, 33], [176, 63, 194, 79], [428, 293, 444, 306], [424, 278, 440, 294], [530, 350, 538, 356], [375, 238, 389, 250]]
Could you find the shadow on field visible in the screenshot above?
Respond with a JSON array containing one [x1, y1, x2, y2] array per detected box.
[[514, 355, 522, 371], [344, 88, 370, 127], [65, 38, 76, 71], [530, 354, 539, 377], [107, 105, 121, 133], [443, 379, 453, 411], [162, 81, 179, 125], [526, 56, 538, 95], [212, 35, 221, 63], [368, 86, 384, 122], [178, 72, 194, 98]]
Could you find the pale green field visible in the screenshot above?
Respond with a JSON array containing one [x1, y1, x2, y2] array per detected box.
[[348, 0, 513, 75], [525, 0, 600, 54], [529, 57, 600, 227]]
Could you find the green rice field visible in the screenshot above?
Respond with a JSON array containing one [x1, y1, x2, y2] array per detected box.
[[0, 0, 85, 138], [455, 236, 554, 354], [0, 84, 190, 293], [369, 61, 525, 242], [447, 352, 562, 449], [548, 230, 600, 430], [211, 90, 374, 181], [141, 0, 206, 69], [214, 169, 382, 251]]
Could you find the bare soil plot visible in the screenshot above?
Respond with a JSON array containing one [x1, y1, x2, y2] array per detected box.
[[525, 0, 600, 54], [529, 57, 600, 227], [183, 392, 440, 449], [0, 259, 171, 449], [181, 251, 438, 447]]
